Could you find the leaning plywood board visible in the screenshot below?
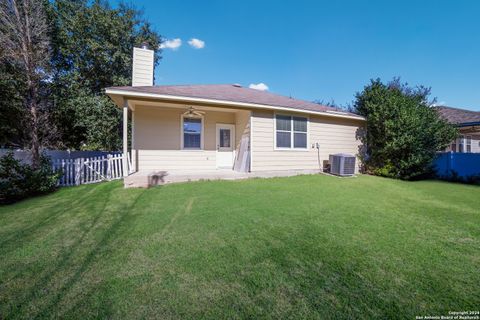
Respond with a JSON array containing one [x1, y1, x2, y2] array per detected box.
[[234, 135, 250, 172]]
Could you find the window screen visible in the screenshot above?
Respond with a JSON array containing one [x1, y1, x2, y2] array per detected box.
[[276, 115, 291, 131], [293, 117, 307, 132], [275, 115, 307, 149], [293, 117, 307, 148], [276, 132, 291, 148], [458, 135, 464, 153], [294, 132, 307, 148], [183, 117, 202, 149]]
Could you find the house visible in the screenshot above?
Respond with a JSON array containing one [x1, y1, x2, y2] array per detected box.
[[105, 47, 365, 187], [436, 106, 480, 153]]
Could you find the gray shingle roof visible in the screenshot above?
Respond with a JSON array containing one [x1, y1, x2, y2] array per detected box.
[[106, 84, 361, 118], [436, 106, 480, 125]]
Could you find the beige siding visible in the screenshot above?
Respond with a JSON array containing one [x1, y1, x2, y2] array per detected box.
[[132, 48, 154, 86], [135, 150, 217, 171], [472, 135, 480, 153], [132, 104, 365, 172], [462, 132, 480, 153], [251, 110, 364, 172], [133, 105, 235, 171], [448, 131, 480, 153]]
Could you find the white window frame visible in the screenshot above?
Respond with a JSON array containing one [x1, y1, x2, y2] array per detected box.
[[466, 135, 472, 153], [273, 113, 309, 151], [181, 114, 204, 150], [458, 135, 465, 153]]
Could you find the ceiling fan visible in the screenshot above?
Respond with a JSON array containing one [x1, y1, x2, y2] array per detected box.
[[182, 106, 205, 117]]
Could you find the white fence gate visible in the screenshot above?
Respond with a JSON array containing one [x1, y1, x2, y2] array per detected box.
[[52, 153, 133, 186]]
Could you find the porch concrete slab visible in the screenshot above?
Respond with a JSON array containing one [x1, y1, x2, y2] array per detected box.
[[124, 169, 320, 188]]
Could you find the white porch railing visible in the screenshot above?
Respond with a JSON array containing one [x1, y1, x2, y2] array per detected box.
[[52, 153, 134, 187]]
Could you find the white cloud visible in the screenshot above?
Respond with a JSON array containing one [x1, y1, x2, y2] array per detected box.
[[188, 38, 205, 49], [159, 38, 182, 50], [249, 83, 269, 91]]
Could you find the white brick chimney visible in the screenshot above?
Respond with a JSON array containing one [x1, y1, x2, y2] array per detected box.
[[132, 43, 154, 86]]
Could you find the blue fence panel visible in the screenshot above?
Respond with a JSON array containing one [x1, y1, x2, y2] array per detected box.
[[434, 152, 480, 178]]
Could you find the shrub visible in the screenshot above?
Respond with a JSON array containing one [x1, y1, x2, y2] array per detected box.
[[439, 170, 480, 185], [354, 78, 458, 180], [0, 152, 61, 204]]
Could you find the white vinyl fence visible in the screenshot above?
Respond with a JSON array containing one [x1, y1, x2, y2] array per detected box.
[[52, 153, 133, 186], [0, 149, 121, 164]]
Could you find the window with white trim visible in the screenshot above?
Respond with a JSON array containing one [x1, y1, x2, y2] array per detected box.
[[466, 135, 472, 153], [458, 135, 464, 153], [275, 115, 308, 149], [182, 116, 202, 149]]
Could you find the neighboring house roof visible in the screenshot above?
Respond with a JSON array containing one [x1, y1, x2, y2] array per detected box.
[[436, 106, 480, 127], [105, 84, 364, 121]]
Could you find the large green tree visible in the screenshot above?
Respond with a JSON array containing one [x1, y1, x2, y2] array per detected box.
[[0, 0, 162, 151], [0, 60, 26, 147], [354, 78, 457, 180], [48, 0, 162, 150], [0, 0, 54, 168]]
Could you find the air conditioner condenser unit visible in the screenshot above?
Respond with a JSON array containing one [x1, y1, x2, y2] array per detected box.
[[329, 153, 356, 176]]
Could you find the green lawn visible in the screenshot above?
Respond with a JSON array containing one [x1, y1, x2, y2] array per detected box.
[[0, 175, 479, 319]]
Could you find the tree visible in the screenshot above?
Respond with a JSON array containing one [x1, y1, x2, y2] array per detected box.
[[0, 0, 162, 152], [0, 60, 26, 147], [314, 99, 341, 109], [48, 0, 162, 150], [0, 0, 53, 168], [353, 78, 457, 180]]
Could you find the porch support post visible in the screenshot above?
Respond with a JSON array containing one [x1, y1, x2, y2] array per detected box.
[[131, 109, 136, 172], [123, 99, 129, 177]]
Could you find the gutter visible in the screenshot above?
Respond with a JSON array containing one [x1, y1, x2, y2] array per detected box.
[[458, 121, 480, 127], [105, 88, 366, 122]]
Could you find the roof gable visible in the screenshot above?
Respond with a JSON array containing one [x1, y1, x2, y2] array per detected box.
[[436, 106, 480, 125]]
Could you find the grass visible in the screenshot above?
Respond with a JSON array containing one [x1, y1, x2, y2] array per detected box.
[[0, 174, 479, 319]]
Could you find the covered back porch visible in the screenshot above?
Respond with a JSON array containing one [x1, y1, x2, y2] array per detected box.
[[120, 97, 252, 186]]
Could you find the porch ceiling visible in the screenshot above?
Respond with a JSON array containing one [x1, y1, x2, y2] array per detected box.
[[127, 98, 244, 113], [107, 91, 252, 113]]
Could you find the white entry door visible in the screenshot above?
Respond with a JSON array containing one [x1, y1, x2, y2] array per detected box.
[[216, 124, 235, 169]]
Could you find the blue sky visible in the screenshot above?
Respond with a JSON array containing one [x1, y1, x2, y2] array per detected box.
[[120, 0, 479, 110]]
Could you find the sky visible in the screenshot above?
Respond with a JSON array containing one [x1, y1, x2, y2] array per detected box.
[[116, 0, 480, 110]]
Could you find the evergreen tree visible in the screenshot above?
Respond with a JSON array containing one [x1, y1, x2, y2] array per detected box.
[[354, 78, 458, 180]]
